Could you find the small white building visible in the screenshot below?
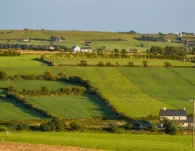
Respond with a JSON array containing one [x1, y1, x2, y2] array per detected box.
[[71, 46, 81, 52], [159, 107, 193, 128]]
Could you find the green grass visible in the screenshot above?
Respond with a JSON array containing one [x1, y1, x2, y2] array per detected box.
[[0, 132, 193, 151], [28, 95, 116, 119], [0, 97, 44, 120], [50, 58, 195, 66], [119, 68, 195, 113], [0, 80, 79, 91], [0, 55, 42, 68]]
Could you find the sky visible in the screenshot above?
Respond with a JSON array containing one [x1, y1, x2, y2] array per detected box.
[[0, 0, 195, 33]]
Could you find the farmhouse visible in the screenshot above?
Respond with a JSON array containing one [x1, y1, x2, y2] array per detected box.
[[80, 47, 93, 53], [22, 39, 30, 42], [71, 46, 81, 52], [128, 48, 140, 53], [184, 40, 195, 46], [48, 46, 55, 50], [159, 107, 193, 127], [71, 46, 93, 53]]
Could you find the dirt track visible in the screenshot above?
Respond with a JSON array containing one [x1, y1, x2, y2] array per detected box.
[[0, 142, 103, 151]]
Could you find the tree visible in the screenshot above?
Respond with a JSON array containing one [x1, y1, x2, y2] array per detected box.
[[142, 60, 148, 67], [0, 70, 7, 80], [79, 60, 87, 66], [164, 62, 172, 68], [128, 61, 134, 67], [163, 117, 177, 135]]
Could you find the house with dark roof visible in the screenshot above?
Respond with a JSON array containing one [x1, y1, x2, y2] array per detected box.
[[159, 107, 193, 127]]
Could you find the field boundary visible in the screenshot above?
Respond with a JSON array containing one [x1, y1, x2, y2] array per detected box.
[[115, 67, 178, 108], [168, 68, 195, 86]]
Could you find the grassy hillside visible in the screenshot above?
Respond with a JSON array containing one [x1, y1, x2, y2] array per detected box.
[[1, 132, 193, 151], [0, 30, 183, 51], [119, 68, 195, 113], [0, 97, 44, 120], [28, 95, 116, 119]]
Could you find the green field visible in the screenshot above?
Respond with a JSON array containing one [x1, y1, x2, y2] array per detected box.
[[119, 68, 195, 113], [0, 80, 79, 90], [0, 55, 42, 68], [0, 97, 44, 120], [28, 95, 116, 119], [0, 132, 193, 151], [51, 58, 195, 66]]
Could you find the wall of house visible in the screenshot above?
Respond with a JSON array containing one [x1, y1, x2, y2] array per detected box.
[[160, 116, 186, 121]]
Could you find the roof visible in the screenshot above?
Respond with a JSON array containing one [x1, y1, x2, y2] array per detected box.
[[80, 47, 92, 50], [159, 109, 186, 116]]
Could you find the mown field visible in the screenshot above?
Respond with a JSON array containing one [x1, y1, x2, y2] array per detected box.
[[28, 95, 116, 119], [0, 97, 44, 120], [0, 80, 78, 91], [119, 68, 195, 113], [0, 132, 193, 151], [50, 58, 195, 66]]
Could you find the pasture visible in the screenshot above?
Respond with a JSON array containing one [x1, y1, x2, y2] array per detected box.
[[28, 95, 116, 119], [119, 68, 195, 113], [0, 97, 44, 120], [0, 132, 193, 151]]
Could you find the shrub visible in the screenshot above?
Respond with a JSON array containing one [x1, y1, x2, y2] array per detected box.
[[79, 60, 87, 66], [164, 61, 172, 67], [142, 60, 148, 67], [16, 123, 29, 131], [128, 61, 134, 67], [69, 121, 82, 131], [0, 70, 7, 80], [98, 61, 104, 66], [124, 122, 132, 130], [0, 125, 8, 132], [104, 124, 119, 133]]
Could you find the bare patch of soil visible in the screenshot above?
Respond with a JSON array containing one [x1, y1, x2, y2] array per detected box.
[[0, 142, 103, 151]]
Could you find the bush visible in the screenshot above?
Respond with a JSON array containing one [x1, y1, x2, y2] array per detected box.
[[0, 125, 8, 132], [104, 124, 119, 133], [69, 121, 82, 131], [128, 61, 134, 67], [164, 62, 172, 67], [124, 122, 132, 130], [79, 60, 87, 66], [16, 123, 29, 131]]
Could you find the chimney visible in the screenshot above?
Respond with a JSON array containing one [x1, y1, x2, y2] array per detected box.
[[184, 107, 186, 110], [163, 107, 166, 110]]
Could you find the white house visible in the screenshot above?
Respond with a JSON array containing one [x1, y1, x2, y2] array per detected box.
[[49, 46, 55, 50], [71, 46, 81, 52], [80, 47, 92, 53], [159, 107, 193, 127]]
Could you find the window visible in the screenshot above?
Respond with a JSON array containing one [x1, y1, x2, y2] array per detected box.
[[173, 117, 175, 120], [179, 117, 180, 120]]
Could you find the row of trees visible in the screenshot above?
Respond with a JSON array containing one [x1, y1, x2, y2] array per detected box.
[[135, 35, 166, 42], [22, 86, 86, 96], [0, 43, 67, 51], [0, 50, 20, 56]]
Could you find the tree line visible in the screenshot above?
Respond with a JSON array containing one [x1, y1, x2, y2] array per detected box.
[[0, 50, 20, 56]]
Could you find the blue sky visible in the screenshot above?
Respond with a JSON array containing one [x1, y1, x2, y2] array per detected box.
[[0, 0, 195, 33]]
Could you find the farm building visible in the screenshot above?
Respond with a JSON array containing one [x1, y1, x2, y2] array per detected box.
[[71, 46, 81, 52], [159, 107, 193, 128]]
